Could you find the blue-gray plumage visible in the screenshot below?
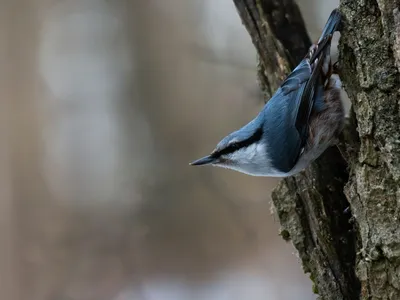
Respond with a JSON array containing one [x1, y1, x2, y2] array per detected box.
[[190, 9, 344, 177]]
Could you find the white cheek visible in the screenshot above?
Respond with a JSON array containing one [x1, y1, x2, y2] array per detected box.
[[241, 143, 266, 164], [227, 143, 268, 169]]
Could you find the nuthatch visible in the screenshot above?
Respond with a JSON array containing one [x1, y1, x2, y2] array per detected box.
[[190, 9, 344, 177]]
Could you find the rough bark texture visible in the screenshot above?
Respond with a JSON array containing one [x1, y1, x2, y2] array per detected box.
[[340, 1, 400, 299], [233, 0, 400, 299]]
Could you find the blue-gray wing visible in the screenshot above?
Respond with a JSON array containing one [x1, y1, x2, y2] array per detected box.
[[262, 9, 341, 173], [263, 55, 327, 173], [280, 59, 312, 95], [262, 59, 313, 173]]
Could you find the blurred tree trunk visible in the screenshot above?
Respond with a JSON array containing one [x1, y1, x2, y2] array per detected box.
[[233, 0, 400, 299]]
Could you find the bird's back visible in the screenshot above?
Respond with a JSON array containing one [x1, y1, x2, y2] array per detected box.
[[261, 87, 304, 173]]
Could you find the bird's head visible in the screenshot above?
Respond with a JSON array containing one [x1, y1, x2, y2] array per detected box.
[[190, 117, 271, 176]]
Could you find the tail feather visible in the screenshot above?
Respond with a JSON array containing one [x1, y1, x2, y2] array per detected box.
[[294, 9, 342, 150], [309, 9, 342, 63], [318, 8, 342, 43]]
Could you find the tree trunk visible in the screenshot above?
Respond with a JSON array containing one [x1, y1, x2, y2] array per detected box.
[[233, 0, 400, 299]]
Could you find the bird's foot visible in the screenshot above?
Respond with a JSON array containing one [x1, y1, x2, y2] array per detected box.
[[307, 44, 317, 59], [332, 61, 341, 76]]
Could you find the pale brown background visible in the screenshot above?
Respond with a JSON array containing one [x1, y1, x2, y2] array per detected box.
[[1, 1, 340, 299]]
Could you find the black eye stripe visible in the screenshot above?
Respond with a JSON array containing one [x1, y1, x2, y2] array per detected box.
[[212, 127, 263, 157]]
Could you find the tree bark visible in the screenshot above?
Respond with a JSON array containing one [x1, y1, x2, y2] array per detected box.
[[233, 0, 400, 299]]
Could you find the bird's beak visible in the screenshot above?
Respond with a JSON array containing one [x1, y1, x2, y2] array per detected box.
[[189, 155, 216, 166]]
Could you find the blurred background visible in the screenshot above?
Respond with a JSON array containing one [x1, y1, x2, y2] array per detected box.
[[2, 0, 340, 299]]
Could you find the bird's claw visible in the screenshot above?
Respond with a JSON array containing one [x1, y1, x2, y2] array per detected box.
[[307, 44, 318, 59], [333, 61, 341, 75]]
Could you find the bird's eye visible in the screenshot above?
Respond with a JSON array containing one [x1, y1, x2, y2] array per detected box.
[[213, 141, 242, 157], [228, 142, 240, 150]]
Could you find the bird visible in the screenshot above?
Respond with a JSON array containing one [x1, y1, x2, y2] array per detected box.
[[189, 9, 344, 177]]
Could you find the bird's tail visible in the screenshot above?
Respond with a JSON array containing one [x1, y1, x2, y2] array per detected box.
[[309, 9, 342, 63], [295, 9, 342, 147], [318, 8, 342, 44]]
